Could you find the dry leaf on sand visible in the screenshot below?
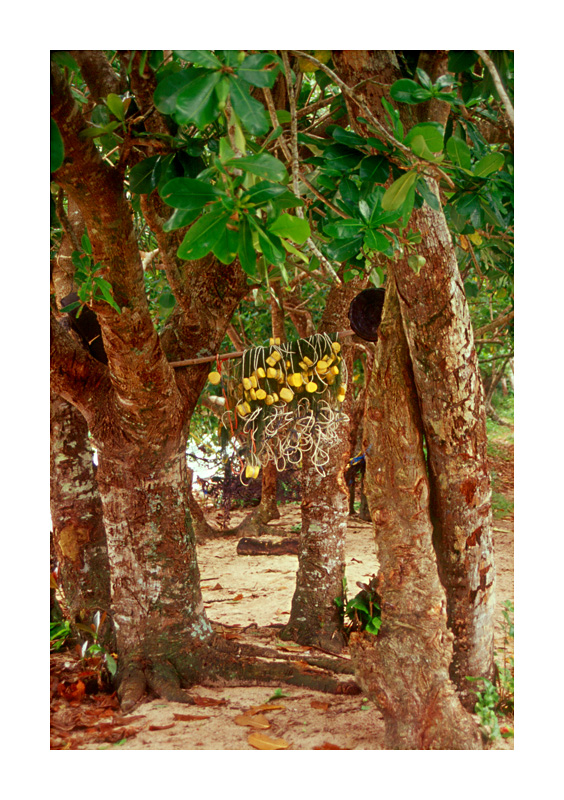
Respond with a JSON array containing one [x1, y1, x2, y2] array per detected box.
[[248, 732, 290, 750]]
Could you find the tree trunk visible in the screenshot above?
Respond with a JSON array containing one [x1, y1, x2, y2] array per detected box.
[[280, 275, 367, 653], [353, 281, 481, 749], [50, 391, 113, 646], [392, 183, 496, 704], [332, 48, 496, 708], [93, 441, 213, 710]]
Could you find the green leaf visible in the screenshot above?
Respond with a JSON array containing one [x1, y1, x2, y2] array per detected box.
[[390, 79, 433, 105], [381, 171, 418, 211], [415, 68, 433, 91], [267, 214, 310, 244], [276, 109, 292, 124], [50, 118, 64, 173], [106, 93, 125, 121], [159, 291, 176, 309], [280, 238, 309, 264], [229, 76, 270, 135], [364, 229, 390, 252], [212, 225, 239, 264], [248, 216, 286, 266], [325, 236, 364, 262], [323, 144, 364, 173], [330, 127, 367, 148], [153, 69, 200, 115], [177, 205, 232, 260], [175, 70, 222, 128], [237, 52, 281, 88], [473, 152, 505, 178], [238, 215, 258, 277], [241, 181, 291, 207], [409, 135, 444, 163], [359, 155, 389, 183], [227, 152, 287, 183], [323, 219, 364, 239], [405, 122, 444, 154], [448, 50, 478, 73], [416, 177, 441, 211], [105, 654, 118, 676], [160, 177, 225, 210], [81, 233, 92, 255], [128, 155, 161, 194], [174, 50, 223, 69], [446, 136, 472, 170], [93, 277, 121, 313], [162, 207, 202, 232]]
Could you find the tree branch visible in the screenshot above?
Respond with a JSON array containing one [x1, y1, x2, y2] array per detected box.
[[475, 310, 514, 337], [50, 310, 109, 420], [475, 50, 514, 127]]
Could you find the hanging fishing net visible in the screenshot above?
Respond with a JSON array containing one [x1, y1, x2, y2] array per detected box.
[[207, 333, 349, 482]]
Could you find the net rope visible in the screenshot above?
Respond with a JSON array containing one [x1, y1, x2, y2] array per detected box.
[[211, 332, 349, 481]]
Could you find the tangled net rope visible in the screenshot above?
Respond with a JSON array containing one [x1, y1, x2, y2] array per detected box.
[[207, 333, 349, 481]]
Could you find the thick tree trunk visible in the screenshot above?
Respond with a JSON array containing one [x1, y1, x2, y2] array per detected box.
[[50, 391, 113, 645], [353, 282, 481, 749], [392, 184, 496, 705], [280, 276, 367, 653], [94, 442, 213, 709], [332, 48, 496, 708]]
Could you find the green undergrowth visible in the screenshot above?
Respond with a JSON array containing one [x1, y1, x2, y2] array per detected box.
[[467, 600, 514, 743]]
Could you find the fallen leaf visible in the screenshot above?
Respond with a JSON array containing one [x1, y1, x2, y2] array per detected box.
[[248, 703, 285, 715], [192, 695, 227, 707], [211, 583, 223, 590], [248, 732, 290, 750], [173, 713, 211, 721], [310, 700, 330, 712], [231, 593, 244, 601], [149, 723, 175, 731], [276, 643, 310, 653], [234, 713, 270, 730], [57, 679, 86, 703], [313, 742, 348, 750]]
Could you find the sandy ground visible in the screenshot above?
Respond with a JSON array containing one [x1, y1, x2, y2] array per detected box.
[[50, 431, 513, 751]]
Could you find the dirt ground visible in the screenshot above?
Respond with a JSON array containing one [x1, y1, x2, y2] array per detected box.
[[50, 427, 514, 751]]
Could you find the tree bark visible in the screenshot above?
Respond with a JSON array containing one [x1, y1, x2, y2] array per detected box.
[[333, 48, 496, 708], [50, 392, 113, 647], [353, 281, 481, 749], [280, 275, 367, 653], [392, 182, 496, 705]]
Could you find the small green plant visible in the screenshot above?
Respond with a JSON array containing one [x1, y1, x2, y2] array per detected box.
[[76, 610, 117, 679], [290, 523, 301, 534], [268, 688, 290, 701], [467, 600, 514, 741], [335, 577, 381, 637], [50, 620, 72, 651], [60, 231, 121, 317]]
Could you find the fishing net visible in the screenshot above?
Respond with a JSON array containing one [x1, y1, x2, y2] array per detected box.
[[207, 333, 349, 482]]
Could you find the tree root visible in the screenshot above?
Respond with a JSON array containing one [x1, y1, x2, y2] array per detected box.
[[279, 620, 347, 655], [115, 633, 360, 714]]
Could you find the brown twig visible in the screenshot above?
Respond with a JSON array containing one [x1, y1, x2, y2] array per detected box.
[[168, 330, 356, 368]]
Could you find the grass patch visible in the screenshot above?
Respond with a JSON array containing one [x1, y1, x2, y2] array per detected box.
[[492, 491, 513, 519]]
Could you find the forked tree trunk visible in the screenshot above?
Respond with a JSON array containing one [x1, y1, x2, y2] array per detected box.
[[280, 276, 367, 653], [392, 183, 496, 705], [352, 282, 481, 749], [50, 391, 113, 646]]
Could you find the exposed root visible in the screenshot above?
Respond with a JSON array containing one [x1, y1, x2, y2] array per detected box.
[[279, 621, 347, 655], [115, 633, 359, 713]]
